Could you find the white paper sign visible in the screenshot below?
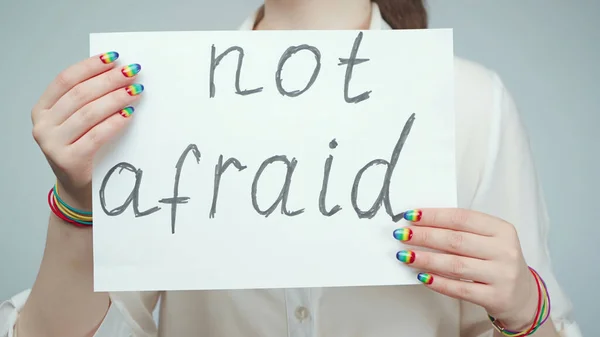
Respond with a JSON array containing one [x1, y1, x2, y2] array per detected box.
[[90, 29, 456, 292]]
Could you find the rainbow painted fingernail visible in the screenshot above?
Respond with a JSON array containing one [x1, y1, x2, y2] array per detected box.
[[396, 250, 416, 264], [393, 228, 413, 241], [403, 209, 422, 222], [417, 273, 434, 285], [119, 106, 134, 118], [100, 51, 119, 64], [122, 64, 141, 77], [126, 84, 144, 96]]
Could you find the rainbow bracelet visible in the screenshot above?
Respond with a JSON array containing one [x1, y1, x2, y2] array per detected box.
[[48, 183, 93, 226]]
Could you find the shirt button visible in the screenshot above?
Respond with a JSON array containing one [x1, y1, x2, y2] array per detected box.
[[294, 306, 310, 321]]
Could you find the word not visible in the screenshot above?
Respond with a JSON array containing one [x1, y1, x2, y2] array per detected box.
[[98, 113, 416, 234], [210, 32, 371, 104]]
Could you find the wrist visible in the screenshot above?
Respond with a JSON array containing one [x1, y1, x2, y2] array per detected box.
[[56, 180, 93, 212], [489, 267, 552, 336], [494, 311, 537, 332], [49, 181, 94, 227], [491, 268, 541, 332]]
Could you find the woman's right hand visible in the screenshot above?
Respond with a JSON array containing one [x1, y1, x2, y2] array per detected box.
[[31, 52, 144, 211]]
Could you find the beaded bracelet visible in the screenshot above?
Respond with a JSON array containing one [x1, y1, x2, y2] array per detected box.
[[489, 267, 551, 336], [48, 183, 93, 227]]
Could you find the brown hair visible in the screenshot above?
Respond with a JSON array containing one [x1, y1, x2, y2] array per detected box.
[[374, 0, 428, 29], [254, 1, 427, 30]]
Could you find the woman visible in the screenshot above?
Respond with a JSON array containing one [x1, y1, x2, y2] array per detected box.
[[0, 0, 582, 336]]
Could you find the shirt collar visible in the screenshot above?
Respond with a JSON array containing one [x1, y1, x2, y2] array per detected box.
[[237, 1, 391, 31]]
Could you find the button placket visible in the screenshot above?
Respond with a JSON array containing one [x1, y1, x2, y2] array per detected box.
[[285, 289, 315, 337]]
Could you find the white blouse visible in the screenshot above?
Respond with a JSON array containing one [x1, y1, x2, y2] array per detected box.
[[0, 3, 583, 337]]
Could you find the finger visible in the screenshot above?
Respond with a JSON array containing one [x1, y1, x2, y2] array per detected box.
[[69, 110, 134, 158], [396, 250, 494, 283], [35, 52, 120, 115], [415, 272, 494, 308], [401, 208, 501, 236], [59, 84, 144, 144], [393, 226, 497, 259], [50, 63, 142, 125]]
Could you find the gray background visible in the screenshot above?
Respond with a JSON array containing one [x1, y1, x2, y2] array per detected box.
[[0, 0, 597, 335]]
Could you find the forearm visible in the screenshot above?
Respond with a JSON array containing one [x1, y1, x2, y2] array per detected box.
[[16, 213, 109, 337]]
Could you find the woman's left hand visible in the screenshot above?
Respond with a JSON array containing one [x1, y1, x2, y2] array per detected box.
[[393, 208, 539, 330]]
